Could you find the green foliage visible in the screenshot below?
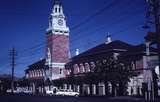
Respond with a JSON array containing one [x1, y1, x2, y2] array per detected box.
[[93, 56, 137, 96]]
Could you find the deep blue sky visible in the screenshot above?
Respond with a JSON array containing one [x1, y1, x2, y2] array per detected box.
[[0, 0, 154, 77]]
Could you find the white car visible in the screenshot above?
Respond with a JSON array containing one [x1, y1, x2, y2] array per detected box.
[[56, 89, 79, 97], [6, 89, 22, 94], [23, 90, 32, 94], [46, 90, 54, 96]]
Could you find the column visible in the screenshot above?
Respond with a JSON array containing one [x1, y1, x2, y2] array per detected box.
[[63, 84, 67, 89], [77, 85, 80, 92], [92, 84, 96, 95], [69, 84, 72, 90], [32, 83, 36, 94]]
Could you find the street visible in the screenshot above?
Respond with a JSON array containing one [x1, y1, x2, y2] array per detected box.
[[0, 95, 160, 102]]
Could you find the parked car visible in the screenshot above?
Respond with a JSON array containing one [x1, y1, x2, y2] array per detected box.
[[56, 89, 79, 97], [46, 88, 57, 96], [6, 89, 21, 94], [46, 90, 54, 96], [6, 89, 32, 95], [23, 90, 32, 94]]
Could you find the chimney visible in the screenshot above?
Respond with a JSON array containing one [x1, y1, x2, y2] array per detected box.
[[105, 32, 112, 44], [75, 49, 80, 56]]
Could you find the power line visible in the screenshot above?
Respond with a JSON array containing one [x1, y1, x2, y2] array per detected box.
[[70, 8, 144, 44], [70, 0, 142, 38], [70, 20, 144, 54], [70, 0, 119, 31]]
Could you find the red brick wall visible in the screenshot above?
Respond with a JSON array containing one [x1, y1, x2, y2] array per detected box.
[[52, 67, 60, 74], [136, 59, 143, 70], [46, 34, 70, 63]]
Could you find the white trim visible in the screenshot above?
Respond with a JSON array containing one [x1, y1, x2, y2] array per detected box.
[[51, 62, 65, 68], [46, 28, 69, 36]]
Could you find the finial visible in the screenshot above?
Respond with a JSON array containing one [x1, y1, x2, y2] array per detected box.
[[105, 32, 112, 44], [75, 49, 80, 56]]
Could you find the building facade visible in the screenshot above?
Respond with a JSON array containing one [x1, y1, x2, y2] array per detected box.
[[64, 40, 159, 96], [24, 59, 46, 94]]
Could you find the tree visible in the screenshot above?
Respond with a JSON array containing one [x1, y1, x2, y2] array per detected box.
[[94, 55, 137, 96]]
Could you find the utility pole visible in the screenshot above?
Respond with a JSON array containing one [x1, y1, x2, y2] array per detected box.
[[9, 48, 17, 94]]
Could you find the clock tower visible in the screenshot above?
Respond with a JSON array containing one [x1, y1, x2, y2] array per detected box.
[[46, 0, 70, 80]]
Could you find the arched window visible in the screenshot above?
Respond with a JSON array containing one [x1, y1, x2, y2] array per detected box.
[[73, 64, 79, 74], [55, 7, 57, 13], [80, 63, 85, 73], [85, 63, 90, 72], [90, 62, 96, 72]]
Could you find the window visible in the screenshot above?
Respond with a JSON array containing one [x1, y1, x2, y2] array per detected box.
[[85, 63, 90, 72], [80, 63, 85, 73], [60, 69, 62, 74], [131, 61, 136, 70], [55, 8, 57, 13], [67, 70, 70, 75], [90, 62, 96, 72], [32, 71, 35, 77], [74, 64, 80, 74], [59, 8, 61, 12]]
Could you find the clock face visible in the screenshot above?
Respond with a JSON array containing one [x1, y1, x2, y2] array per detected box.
[[58, 19, 63, 26]]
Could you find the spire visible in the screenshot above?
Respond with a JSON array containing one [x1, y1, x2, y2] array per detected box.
[[54, 0, 62, 5]]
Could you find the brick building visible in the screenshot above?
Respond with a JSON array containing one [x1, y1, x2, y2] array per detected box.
[[23, 0, 70, 94], [24, 59, 46, 94], [64, 38, 159, 96], [22, 0, 160, 96]]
